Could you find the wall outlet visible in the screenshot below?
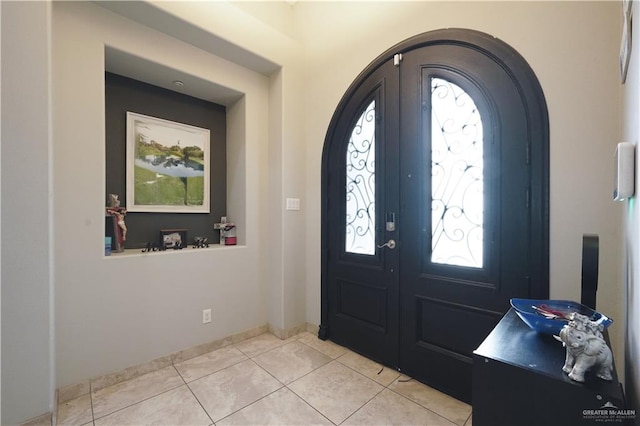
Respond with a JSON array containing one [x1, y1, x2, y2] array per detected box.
[[202, 308, 212, 324]]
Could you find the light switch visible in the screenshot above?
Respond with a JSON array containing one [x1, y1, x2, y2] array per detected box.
[[286, 198, 301, 211]]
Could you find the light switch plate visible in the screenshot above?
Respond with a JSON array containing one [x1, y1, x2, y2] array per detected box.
[[286, 198, 301, 211]]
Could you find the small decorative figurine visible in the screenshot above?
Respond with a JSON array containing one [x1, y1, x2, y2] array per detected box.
[[108, 193, 121, 208], [554, 312, 613, 382], [106, 194, 127, 252], [214, 217, 236, 245], [193, 237, 209, 248]]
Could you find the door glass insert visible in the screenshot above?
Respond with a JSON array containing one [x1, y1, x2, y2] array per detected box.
[[346, 100, 376, 255], [430, 78, 483, 267]]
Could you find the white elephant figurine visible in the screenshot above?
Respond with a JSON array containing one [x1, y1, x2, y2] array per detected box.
[[555, 320, 613, 382], [566, 312, 604, 338]]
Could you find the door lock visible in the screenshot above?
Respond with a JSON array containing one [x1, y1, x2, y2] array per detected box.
[[377, 239, 396, 250], [386, 212, 396, 232]]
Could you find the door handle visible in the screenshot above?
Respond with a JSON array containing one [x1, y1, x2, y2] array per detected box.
[[377, 239, 396, 250]]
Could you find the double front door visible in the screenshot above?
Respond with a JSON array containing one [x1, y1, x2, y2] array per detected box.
[[321, 30, 549, 403]]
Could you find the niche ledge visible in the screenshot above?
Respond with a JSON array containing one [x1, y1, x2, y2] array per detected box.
[[104, 244, 246, 259]]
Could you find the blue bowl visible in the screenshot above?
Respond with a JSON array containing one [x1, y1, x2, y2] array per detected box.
[[510, 299, 613, 335]]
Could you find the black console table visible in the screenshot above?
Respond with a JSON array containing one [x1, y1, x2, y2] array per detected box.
[[473, 309, 629, 426]]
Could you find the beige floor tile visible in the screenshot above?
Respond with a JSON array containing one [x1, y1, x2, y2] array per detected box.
[[92, 365, 184, 419], [217, 387, 332, 426], [389, 376, 472, 426], [56, 394, 93, 425], [343, 389, 456, 425], [337, 350, 401, 386], [54, 329, 477, 426], [234, 333, 295, 358], [94, 385, 211, 426], [288, 360, 384, 424], [253, 341, 332, 384], [188, 359, 282, 422], [174, 345, 248, 382], [296, 332, 349, 359]]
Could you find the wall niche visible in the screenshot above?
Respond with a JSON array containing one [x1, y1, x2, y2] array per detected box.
[[105, 72, 227, 250]]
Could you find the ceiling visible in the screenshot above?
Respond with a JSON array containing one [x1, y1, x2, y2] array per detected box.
[[96, 1, 281, 106]]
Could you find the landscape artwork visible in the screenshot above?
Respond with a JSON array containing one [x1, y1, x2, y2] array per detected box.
[[126, 112, 210, 213]]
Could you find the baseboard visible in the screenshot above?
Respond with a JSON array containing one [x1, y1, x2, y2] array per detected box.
[[268, 322, 320, 339], [19, 412, 52, 426], [56, 321, 320, 406], [57, 323, 268, 404]]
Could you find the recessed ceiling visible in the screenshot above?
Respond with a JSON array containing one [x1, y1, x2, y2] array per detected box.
[[105, 46, 244, 107], [95, 0, 280, 76]]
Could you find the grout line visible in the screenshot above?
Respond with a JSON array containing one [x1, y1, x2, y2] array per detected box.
[[82, 331, 468, 426], [464, 411, 473, 426], [384, 386, 459, 425], [281, 347, 466, 426], [90, 382, 186, 423], [284, 381, 337, 426], [338, 384, 386, 425], [232, 346, 336, 424], [172, 347, 249, 384], [287, 388, 337, 426], [89, 380, 95, 425], [183, 378, 215, 425], [332, 354, 400, 388], [78, 332, 286, 425], [247, 357, 287, 386], [284, 359, 383, 425], [84, 325, 270, 396], [192, 358, 286, 424], [214, 385, 285, 424], [90, 367, 185, 422], [172, 364, 188, 386], [295, 336, 349, 360]]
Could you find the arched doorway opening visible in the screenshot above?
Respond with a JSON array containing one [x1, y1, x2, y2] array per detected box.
[[320, 29, 549, 402]]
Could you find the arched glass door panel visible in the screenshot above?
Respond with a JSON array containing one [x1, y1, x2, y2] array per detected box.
[[430, 78, 484, 268], [346, 100, 376, 255]]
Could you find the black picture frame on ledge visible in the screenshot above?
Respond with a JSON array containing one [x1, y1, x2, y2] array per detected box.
[[160, 228, 188, 249]]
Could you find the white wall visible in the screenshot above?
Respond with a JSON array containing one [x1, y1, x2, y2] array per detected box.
[[134, 0, 308, 335], [622, 0, 640, 412], [1, 1, 629, 423], [1, 2, 54, 423], [52, 2, 272, 388], [297, 1, 624, 364]]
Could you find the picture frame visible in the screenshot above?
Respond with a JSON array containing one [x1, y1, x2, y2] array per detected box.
[[620, 2, 633, 83], [126, 112, 210, 213], [624, 0, 633, 17], [160, 228, 188, 249]]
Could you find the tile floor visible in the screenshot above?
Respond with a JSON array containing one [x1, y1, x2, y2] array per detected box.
[[56, 332, 473, 426]]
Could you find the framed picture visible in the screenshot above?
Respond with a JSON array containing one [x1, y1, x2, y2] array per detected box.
[[160, 228, 188, 249], [126, 112, 210, 213], [620, 3, 633, 83]]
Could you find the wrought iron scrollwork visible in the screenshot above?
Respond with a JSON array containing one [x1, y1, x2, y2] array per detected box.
[[430, 78, 484, 268], [346, 100, 376, 255]]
